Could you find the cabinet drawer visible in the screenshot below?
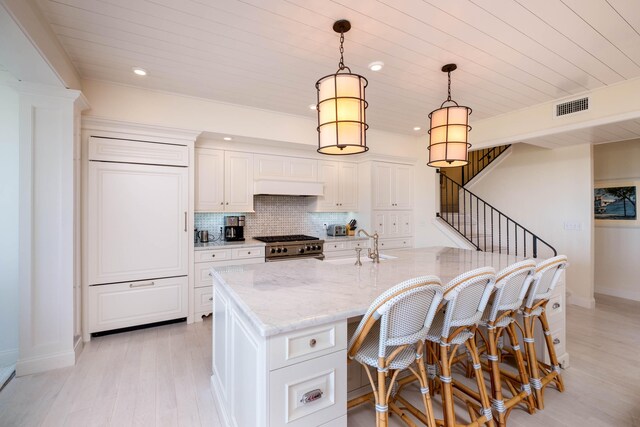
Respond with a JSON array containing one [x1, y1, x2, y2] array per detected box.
[[347, 240, 369, 250], [194, 287, 213, 314], [325, 241, 348, 252], [88, 137, 188, 166], [195, 262, 217, 288], [379, 237, 413, 250], [195, 249, 232, 263], [269, 350, 347, 427], [88, 276, 187, 333], [269, 321, 348, 370], [319, 415, 347, 427], [232, 246, 264, 259]]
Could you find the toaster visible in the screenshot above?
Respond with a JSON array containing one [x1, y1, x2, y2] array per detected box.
[[327, 224, 346, 236]]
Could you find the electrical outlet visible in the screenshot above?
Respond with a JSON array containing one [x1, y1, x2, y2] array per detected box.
[[323, 223, 328, 230]]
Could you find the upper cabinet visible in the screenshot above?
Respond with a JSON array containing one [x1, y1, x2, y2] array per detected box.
[[195, 148, 254, 212], [313, 160, 358, 212], [254, 154, 318, 182], [372, 162, 413, 210]]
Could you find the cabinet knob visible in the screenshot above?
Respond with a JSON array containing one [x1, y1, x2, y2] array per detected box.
[[208, 297, 213, 301], [553, 338, 560, 345], [226, 202, 229, 205], [552, 303, 560, 309], [247, 251, 251, 254], [212, 254, 216, 258], [309, 338, 317, 347], [220, 202, 224, 205], [208, 272, 212, 277]]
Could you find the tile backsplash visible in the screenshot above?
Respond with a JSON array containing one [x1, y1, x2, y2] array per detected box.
[[195, 195, 351, 240]]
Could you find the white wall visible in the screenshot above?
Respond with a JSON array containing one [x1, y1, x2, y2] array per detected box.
[[468, 143, 595, 308], [593, 139, 640, 301], [0, 80, 20, 369]]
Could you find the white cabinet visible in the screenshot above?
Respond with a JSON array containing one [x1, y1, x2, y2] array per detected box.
[[314, 161, 358, 212], [373, 211, 413, 239], [195, 148, 254, 212], [87, 161, 189, 285], [372, 162, 413, 210], [193, 246, 264, 321], [323, 238, 370, 259], [88, 276, 188, 333], [254, 154, 318, 182]]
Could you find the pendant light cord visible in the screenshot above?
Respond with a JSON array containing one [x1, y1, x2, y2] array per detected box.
[[338, 32, 345, 70], [447, 70, 452, 102]]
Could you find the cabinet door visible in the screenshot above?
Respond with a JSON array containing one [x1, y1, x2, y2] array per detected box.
[[316, 161, 340, 211], [373, 212, 386, 237], [385, 212, 401, 237], [338, 162, 358, 211], [88, 161, 188, 285], [224, 152, 254, 212], [195, 148, 225, 211], [288, 157, 318, 182], [400, 212, 413, 236], [394, 165, 413, 209], [254, 154, 287, 180], [372, 163, 393, 209]]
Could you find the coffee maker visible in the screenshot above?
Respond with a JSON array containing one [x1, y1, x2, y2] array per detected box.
[[223, 215, 245, 242]]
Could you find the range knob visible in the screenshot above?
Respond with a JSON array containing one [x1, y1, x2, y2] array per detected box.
[[283, 247, 288, 253], [306, 245, 311, 251], [270, 248, 276, 254], [277, 248, 282, 253], [314, 245, 320, 250], [299, 248, 305, 254]]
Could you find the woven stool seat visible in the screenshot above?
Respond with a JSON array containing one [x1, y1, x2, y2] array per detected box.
[[353, 328, 417, 371], [426, 312, 475, 345]]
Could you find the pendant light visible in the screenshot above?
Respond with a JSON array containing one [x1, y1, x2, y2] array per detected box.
[[428, 64, 472, 167], [316, 20, 369, 155]]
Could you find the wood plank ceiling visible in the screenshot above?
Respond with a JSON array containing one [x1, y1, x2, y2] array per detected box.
[[35, 0, 640, 138]]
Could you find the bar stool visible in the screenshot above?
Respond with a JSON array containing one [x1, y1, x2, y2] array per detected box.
[[477, 260, 537, 426], [347, 276, 443, 427], [520, 255, 568, 409], [425, 267, 497, 427]]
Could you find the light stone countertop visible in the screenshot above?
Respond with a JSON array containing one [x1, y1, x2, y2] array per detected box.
[[210, 246, 529, 337], [194, 239, 266, 251]]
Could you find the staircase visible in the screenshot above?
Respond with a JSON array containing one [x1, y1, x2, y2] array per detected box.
[[437, 146, 556, 259]]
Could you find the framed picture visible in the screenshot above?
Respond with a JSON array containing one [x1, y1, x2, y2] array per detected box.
[[594, 181, 638, 227]]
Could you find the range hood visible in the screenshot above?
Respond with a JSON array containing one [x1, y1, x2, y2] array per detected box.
[[253, 180, 324, 196]]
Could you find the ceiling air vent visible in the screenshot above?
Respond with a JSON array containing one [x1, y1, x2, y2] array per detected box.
[[555, 97, 589, 117]]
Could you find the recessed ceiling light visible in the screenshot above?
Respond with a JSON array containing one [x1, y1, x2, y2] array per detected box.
[[223, 137, 232, 141], [368, 61, 384, 72], [132, 67, 147, 76], [413, 126, 421, 131], [309, 104, 317, 110]]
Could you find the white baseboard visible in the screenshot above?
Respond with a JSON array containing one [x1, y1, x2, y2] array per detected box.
[[16, 349, 76, 377], [74, 335, 84, 361], [567, 294, 596, 309], [0, 348, 18, 367], [595, 286, 640, 302]]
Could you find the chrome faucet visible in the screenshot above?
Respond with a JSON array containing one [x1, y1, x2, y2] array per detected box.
[[357, 229, 380, 263]]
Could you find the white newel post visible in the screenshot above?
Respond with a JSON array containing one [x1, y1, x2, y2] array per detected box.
[[16, 82, 88, 376]]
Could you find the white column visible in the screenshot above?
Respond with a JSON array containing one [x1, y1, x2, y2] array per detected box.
[[16, 82, 87, 376]]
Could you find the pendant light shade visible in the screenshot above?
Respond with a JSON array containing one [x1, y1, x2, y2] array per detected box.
[[428, 64, 472, 168], [316, 20, 369, 155]]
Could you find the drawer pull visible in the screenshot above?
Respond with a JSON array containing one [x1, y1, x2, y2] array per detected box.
[[129, 281, 154, 288], [208, 272, 212, 277], [309, 338, 317, 347], [247, 251, 251, 254], [208, 297, 213, 301], [553, 338, 560, 345], [300, 388, 323, 404], [552, 303, 560, 309], [211, 254, 216, 258]]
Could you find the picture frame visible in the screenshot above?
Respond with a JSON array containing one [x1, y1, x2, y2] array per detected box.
[[594, 180, 639, 227]]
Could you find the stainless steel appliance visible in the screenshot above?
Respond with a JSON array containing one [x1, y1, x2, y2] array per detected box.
[[198, 230, 209, 243], [327, 224, 346, 236], [253, 235, 324, 262], [224, 215, 245, 242]]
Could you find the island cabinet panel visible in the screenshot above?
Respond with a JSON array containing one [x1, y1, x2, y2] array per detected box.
[[212, 283, 347, 427]]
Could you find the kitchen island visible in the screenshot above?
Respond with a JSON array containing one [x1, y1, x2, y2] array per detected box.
[[210, 247, 567, 427]]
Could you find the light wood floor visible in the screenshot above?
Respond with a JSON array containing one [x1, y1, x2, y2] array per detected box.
[[1, 295, 639, 426]]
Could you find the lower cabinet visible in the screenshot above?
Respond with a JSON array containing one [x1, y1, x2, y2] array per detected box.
[[379, 237, 414, 250], [88, 276, 188, 333], [212, 284, 348, 427], [323, 238, 370, 259], [193, 246, 265, 321]]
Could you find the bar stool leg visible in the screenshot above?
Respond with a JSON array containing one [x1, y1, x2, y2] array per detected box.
[[522, 313, 544, 410], [538, 310, 565, 392], [439, 341, 457, 427], [416, 342, 437, 427], [467, 337, 496, 427], [376, 363, 388, 427], [485, 326, 506, 426], [505, 322, 536, 414]]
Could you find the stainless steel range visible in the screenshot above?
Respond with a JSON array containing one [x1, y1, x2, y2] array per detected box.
[[253, 235, 324, 262]]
